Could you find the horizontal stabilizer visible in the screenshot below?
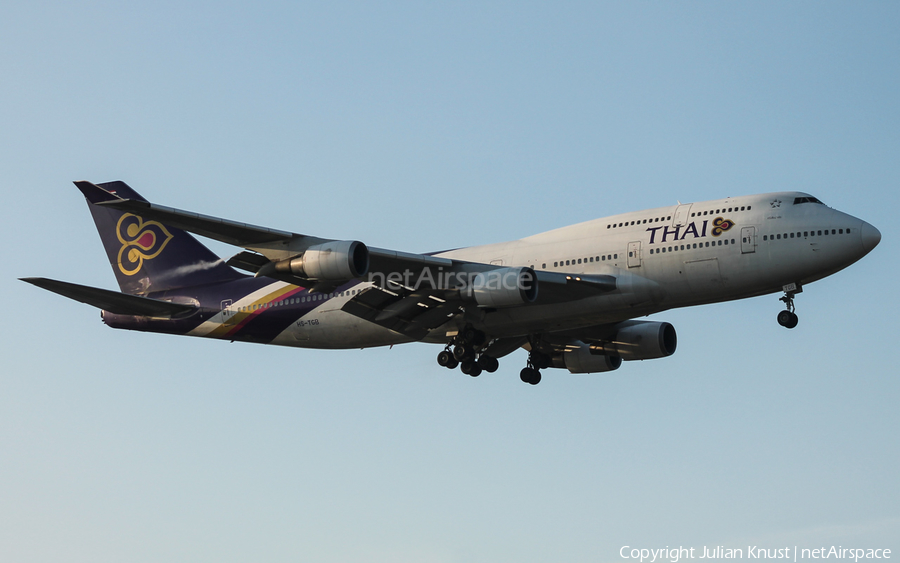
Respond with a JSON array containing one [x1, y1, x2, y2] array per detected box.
[[20, 277, 196, 317]]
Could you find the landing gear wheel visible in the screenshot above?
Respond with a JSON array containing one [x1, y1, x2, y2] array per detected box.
[[437, 350, 454, 367], [453, 344, 474, 362], [461, 326, 486, 346], [777, 310, 799, 329], [461, 361, 482, 377], [519, 367, 541, 385], [529, 351, 552, 370], [478, 355, 499, 373]]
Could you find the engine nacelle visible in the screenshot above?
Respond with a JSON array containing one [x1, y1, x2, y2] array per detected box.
[[276, 240, 369, 281], [463, 267, 538, 308], [553, 341, 622, 374], [589, 320, 677, 361]]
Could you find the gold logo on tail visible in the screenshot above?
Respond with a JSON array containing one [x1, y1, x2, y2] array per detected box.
[[115, 214, 174, 276]]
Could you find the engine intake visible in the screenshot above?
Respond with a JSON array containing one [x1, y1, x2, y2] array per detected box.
[[275, 240, 369, 281], [589, 320, 677, 361], [463, 267, 538, 308]]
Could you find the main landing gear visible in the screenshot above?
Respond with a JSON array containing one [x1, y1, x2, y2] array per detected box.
[[436, 326, 499, 378], [777, 283, 801, 329], [520, 350, 551, 386]]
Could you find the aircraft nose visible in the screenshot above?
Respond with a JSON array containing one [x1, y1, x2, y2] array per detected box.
[[860, 221, 881, 253]]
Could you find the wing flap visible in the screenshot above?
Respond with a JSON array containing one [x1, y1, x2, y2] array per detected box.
[[341, 286, 458, 340]]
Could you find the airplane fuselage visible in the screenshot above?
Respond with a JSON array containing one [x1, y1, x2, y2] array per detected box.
[[101, 191, 880, 351]]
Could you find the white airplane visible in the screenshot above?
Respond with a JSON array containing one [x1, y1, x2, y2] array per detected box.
[[22, 181, 881, 384]]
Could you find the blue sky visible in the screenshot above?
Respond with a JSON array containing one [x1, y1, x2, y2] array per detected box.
[[1, 3, 898, 562]]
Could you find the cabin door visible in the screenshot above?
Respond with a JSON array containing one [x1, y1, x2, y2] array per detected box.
[[741, 226, 757, 254], [627, 241, 642, 268], [221, 299, 236, 325], [673, 204, 693, 227]]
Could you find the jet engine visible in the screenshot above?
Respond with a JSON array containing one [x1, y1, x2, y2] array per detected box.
[[589, 320, 677, 361], [552, 341, 622, 374], [463, 267, 538, 308], [273, 240, 369, 281]]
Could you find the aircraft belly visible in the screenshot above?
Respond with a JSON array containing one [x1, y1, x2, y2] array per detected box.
[[271, 308, 413, 349], [481, 295, 650, 337]]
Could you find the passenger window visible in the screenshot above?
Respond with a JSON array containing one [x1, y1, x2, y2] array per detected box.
[[589, 257, 593, 262], [680, 245, 685, 250], [595, 256, 600, 261], [839, 229, 843, 234], [602, 256, 606, 261], [832, 229, 836, 234], [577, 258, 581, 264], [613, 254, 617, 259], [747, 206, 751, 210]]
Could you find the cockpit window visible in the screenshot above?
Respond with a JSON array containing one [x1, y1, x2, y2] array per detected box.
[[794, 196, 825, 205]]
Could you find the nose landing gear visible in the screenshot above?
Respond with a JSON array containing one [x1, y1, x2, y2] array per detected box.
[[777, 283, 801, 329]]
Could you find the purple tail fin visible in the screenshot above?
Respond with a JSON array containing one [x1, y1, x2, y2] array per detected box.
[[77, 181, 245, 295]]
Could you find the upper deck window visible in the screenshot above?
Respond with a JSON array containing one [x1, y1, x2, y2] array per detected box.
[[793, 196, 824, 205]]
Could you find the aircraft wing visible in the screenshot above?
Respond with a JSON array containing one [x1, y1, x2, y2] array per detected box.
[[73, 181, 620, 337], [76, 180, 453, 272], [20, 277, 196, 317]]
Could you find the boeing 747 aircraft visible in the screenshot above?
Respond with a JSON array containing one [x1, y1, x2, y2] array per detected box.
[[22, 181, 881, 384]]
